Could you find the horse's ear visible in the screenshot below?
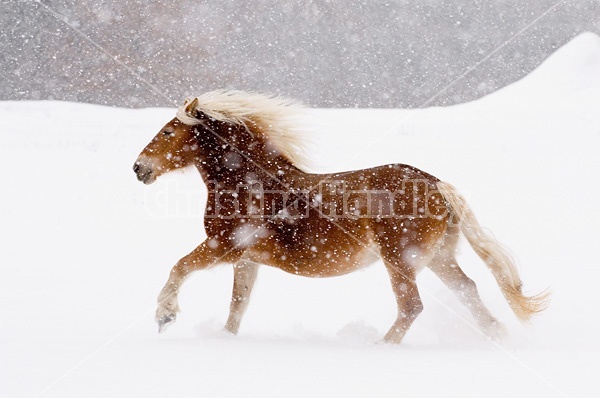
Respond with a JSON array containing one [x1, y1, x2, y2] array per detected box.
[[185, 98, 199, 118]]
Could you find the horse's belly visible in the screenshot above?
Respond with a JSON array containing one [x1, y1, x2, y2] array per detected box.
[[251, 244, 381, 278], [244, 217, 382, 277]]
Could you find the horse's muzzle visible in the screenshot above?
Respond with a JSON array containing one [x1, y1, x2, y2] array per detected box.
[[133, 161, 156, 185]]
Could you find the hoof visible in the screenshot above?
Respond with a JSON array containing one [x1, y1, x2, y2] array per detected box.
[[223, 320, 240, 336], [482, 318, 507, 341], [223, 326, 239, 336], [157, 314, 176, 334]]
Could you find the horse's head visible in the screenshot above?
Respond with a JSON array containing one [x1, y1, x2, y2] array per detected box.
[[133, 99, 201, 184], [135, 91, 310, 184]]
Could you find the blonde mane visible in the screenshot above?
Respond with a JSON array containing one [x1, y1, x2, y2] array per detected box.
[[176, 90, 311, 171]]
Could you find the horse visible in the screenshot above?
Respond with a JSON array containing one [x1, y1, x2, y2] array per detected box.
[[133, 90, 548, 343]]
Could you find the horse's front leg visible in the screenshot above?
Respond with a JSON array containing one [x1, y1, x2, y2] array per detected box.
[[224, 260, 260, 335], [156, 240, 236, 333]]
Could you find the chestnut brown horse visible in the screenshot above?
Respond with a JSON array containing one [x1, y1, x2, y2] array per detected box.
[[133, 90, 548, 343]]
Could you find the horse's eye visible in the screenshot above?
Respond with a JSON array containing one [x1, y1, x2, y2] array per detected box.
[[163, 129, 174, 136]]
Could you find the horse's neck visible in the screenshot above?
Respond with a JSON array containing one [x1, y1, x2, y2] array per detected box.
[[194, 154, 301, 189]]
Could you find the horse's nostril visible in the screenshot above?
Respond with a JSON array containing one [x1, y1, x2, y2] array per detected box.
[[133, 163, 141, 173]]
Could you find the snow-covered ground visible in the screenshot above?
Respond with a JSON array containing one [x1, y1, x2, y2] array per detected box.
[[1, 33, 599, 397]]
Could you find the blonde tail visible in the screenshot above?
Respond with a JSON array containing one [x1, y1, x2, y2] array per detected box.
[[436, 181, 549, 321]]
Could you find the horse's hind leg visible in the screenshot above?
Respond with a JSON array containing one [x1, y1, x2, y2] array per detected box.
[[379, 245, 424, 343], [224, 260, 259, 335], [427, 229, 505, 338]]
